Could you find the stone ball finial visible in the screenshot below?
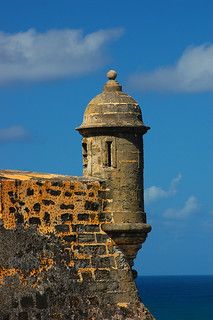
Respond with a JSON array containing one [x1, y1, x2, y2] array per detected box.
[[107, 70, 117, 80]]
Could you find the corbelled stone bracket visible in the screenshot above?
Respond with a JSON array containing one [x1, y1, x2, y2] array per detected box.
[[102, 222, 152, 273]]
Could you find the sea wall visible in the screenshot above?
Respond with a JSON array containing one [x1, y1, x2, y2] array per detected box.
[[0, 170, 154, 320]]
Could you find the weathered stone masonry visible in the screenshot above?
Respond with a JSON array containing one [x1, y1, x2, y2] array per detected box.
[[0, 71, 154, 319]]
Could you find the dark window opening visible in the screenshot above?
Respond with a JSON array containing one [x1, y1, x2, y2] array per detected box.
[[82, 142, 88, 168], [106, 141, 112, 167], [82, 142, 87, 155]]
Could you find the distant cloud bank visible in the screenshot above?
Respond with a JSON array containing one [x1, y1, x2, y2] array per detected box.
[[0, 126, 30, 142], [130, 44, 213, 93], [0, 28, 123, 85], [163, 196, 199, 219], [145, 174, 182, 204]]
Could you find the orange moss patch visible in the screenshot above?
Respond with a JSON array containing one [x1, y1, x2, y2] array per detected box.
[[0, 267, 23, 285]]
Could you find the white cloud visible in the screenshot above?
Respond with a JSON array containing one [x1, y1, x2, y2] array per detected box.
[[202, 219, 213, 229], [0, 28, 123, 85], [163, 196, 199, 219], [130, 44, 213, 93], [0, 126, 30, 142], [145, 174, 181, 204]]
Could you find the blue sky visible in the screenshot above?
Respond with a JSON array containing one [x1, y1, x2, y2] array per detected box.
[[0, 0, 213, 275]]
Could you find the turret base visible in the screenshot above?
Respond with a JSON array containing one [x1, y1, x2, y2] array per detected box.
[[102, 223, 151, 269]]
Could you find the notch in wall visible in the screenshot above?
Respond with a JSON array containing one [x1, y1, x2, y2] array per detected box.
[[82, 140, 88, 169], [103, 138, 117, 168]]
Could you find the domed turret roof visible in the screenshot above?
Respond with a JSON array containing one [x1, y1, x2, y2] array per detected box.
[[77, 70, 149, 133]]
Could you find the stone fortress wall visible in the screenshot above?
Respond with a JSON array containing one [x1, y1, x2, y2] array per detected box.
[[0, 71, 154, 320]]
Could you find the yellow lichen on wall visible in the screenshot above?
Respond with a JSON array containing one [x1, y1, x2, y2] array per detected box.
[[0, 267, 22, 285], [0, 174, 102, 232], [0, 171, 120, 287], [0, 170, 147, 318], [0, 257, 54, 286], [0, 180, 17, 229]]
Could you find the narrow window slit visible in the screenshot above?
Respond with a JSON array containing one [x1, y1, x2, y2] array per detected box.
[[82, 142, 88, 168], [82, 142, 87, 156], [106, 141, 112, 167]]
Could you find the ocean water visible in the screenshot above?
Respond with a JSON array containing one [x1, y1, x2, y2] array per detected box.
[[136, 275, 213, 320]]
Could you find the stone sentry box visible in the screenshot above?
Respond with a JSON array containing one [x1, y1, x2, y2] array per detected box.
[[76, 70, 151, 269], [0, 71, 154, 320]]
